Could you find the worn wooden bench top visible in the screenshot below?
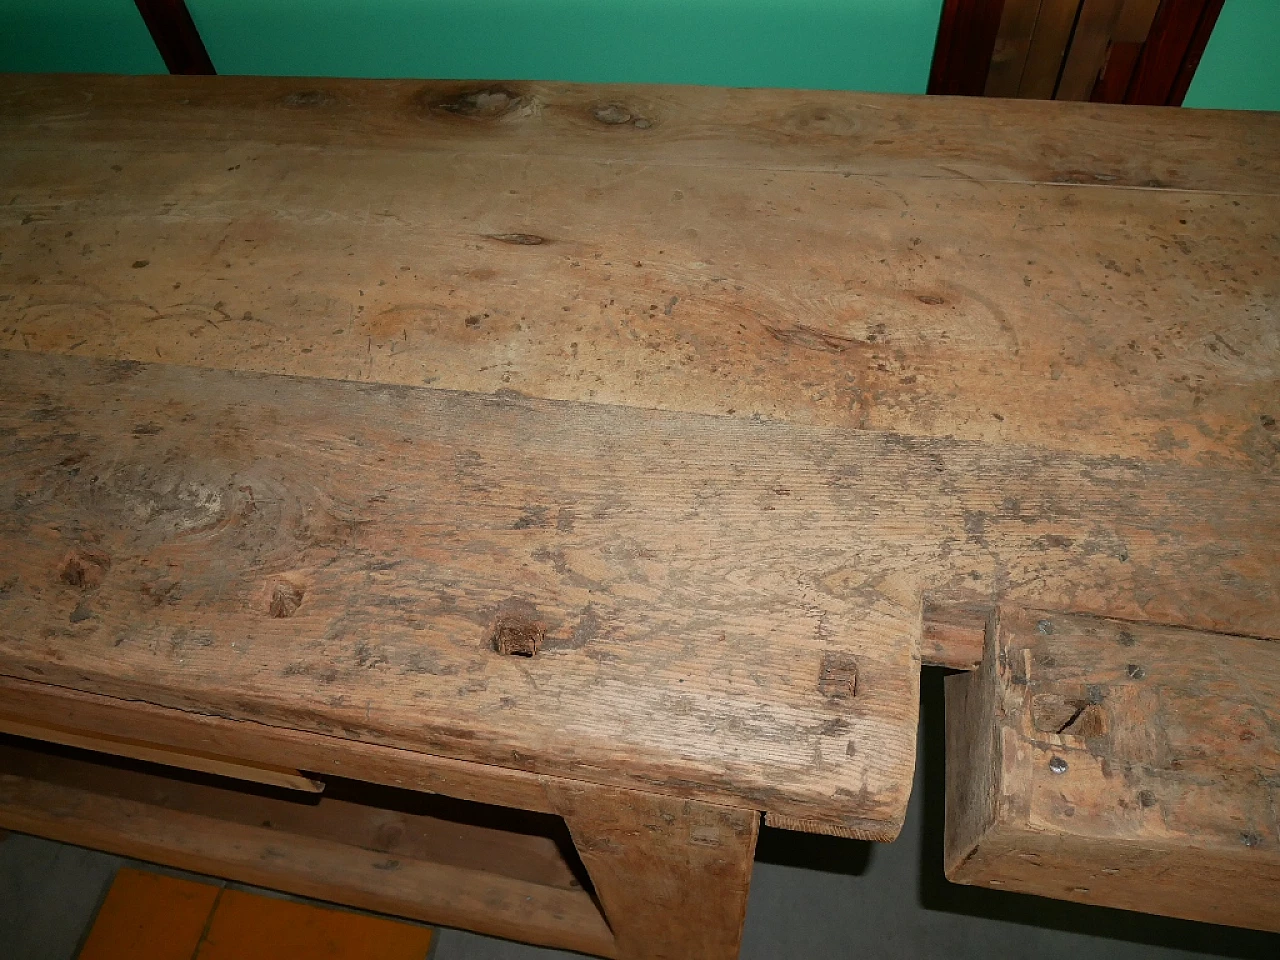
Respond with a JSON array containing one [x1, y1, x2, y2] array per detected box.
[[1, 75, 1277, 840]]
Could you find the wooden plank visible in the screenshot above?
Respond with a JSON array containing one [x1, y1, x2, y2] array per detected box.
[[545, 779, 758, 960], [1057, 0, 1127, 100], [2, 352, 1278, 826], [0, 714, 322, 792], [0, 349, 924, 836], [2, 74, 1278, 193], [0, 741, 615, 957], [0, 675, 558, 815], [3, 123, 1278, 480], [985, 0, 1045, 97], [1019, 0, 1084, 98], [945, 606, 1280, 931]]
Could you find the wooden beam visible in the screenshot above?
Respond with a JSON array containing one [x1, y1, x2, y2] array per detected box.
[[1127, 0, 1223, 105], [1166, 0, 1225, 106], [0, 675, 558, 815], [1, 349, 926, 836], [546, 780, 758, 960], [929, 0, 1009, 97], [945, 605, 1280, 931], [133, 0, 215, 76]]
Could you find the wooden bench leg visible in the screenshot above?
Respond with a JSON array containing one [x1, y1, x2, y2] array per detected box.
[[544, 780, 759, 960]]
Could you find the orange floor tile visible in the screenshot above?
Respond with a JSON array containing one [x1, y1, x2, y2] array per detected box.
[[78, 869, 433, 960], [194, 889, 433, 960], [78, 868, 221, 960]]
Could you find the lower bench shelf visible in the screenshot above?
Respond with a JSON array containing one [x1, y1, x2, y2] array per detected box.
[[0, 736, 615, 956]]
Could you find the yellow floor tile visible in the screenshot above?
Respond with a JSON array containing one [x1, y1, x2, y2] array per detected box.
[[78, 868, 221, 960], [194, 888, 433, 960]]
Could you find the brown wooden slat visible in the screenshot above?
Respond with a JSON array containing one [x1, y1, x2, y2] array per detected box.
[[1018, 0, 1084, 97], [1127, 0, 1219, 105], [1091, 39, 1143, 101], [0, 714, 322, 792], [985, 0, 1046, 97], [1057, 0, 1127, 100], [133, 0, 215, 76], [0, 675, 559, 815], [929, 0, 1008, 96], [1167, 0, 1225, 106], [1114, 0, 1162, 40]]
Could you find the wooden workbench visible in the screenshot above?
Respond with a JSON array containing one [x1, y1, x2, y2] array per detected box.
[[0, 74, 1277, 955]]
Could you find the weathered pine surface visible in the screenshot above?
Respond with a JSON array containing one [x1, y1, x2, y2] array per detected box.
[[945, 606, 1280, 931], [2, 77, 1278, 474], [0, 76, 1278, 838]]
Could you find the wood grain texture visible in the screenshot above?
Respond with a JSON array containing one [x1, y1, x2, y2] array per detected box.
[[1057, 0, 1127, 101], [2, 74, 1278, 193], [2, 349, 1279, 826], [0, 713, 322, 792], [985, 0, 1044, 97], [945, 606, 1280, 931], [0, 350, 924, 835], [0, 740, 615, 956], [545, 780, 758, 960], [2, 108, 1277, 479], [1020, 0, 1085, 98]]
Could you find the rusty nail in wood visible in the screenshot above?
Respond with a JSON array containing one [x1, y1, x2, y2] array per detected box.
[[1048, 756, 1068, 774], [1036, 619, 1053, 635]]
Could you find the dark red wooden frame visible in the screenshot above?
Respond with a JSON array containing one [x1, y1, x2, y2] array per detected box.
[[928, 0, 1225, 104], [134, 0, 216, 75]]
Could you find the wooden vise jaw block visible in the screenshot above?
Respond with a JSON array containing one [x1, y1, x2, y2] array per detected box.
[[945, 605, 1280, 932]]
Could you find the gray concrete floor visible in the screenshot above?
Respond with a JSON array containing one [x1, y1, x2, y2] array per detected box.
[[3, 671, 1277, 959]]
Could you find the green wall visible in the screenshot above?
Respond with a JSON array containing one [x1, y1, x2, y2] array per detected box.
[[1184, 0, 1280, 112], [0, 0, 165, 74], [186, 0, 943, 92], [1, 0, 1274, 108]]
